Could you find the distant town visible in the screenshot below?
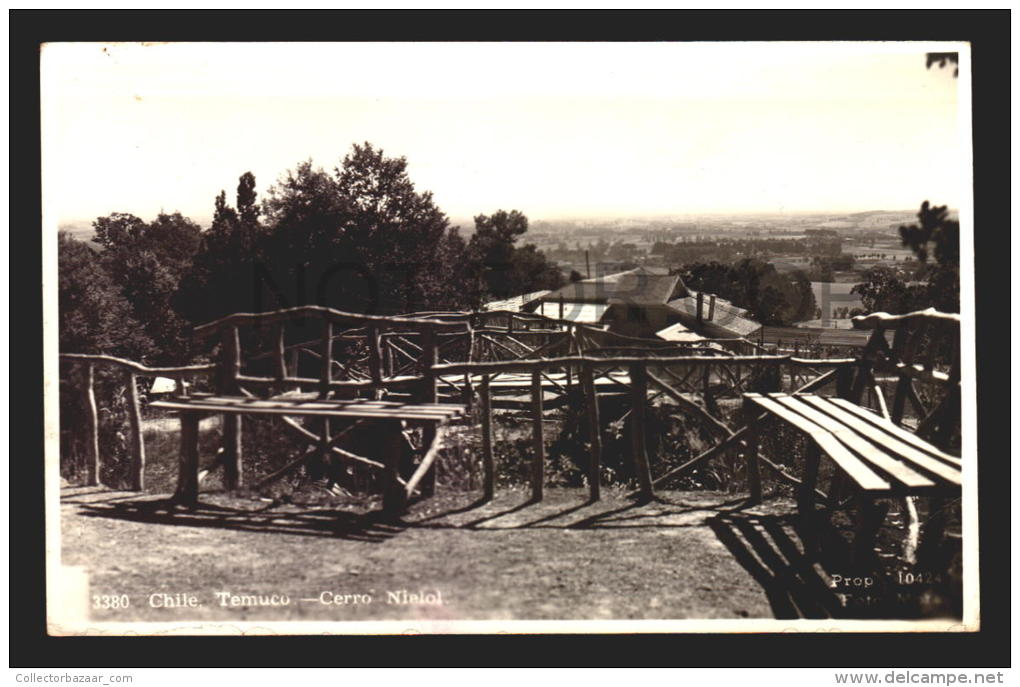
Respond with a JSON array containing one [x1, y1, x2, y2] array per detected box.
[[59, 208, 933, 333], [525, 209, 927, 328]]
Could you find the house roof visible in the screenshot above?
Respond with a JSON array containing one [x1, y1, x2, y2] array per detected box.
[[536, 301, 610, 324], [668, 293, 750, 321], [540, 267, 683, 306], [667, 294, 762, 338], [483, 290, 551, 313], [655, 322, 706, 343]]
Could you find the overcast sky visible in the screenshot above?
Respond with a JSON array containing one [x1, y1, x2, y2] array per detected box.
[[41, 42, 966, 227]]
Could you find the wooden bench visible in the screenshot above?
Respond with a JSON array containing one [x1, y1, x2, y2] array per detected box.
[[742, 391, 961, 561], [151, 394, 466, 512], [152, 306, 474, 513], [742, 308, 963, 562]]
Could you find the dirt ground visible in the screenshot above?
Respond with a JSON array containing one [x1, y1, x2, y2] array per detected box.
[[59, 484, 961, 626], [61, 485, 786, 624]]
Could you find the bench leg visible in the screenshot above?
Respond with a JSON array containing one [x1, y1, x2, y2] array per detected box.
[[381, 419, 407, 515], [744, 421, 762, 505], [222, 414, 243, 491], [917, 496, 948, 567], [174, 411, 200, 506], [798, 443, 821, 516], [419, 424, 437, 498], [823, 470, 847, 524], [853, 494, 889, 566], [797, 443, 823, 551]]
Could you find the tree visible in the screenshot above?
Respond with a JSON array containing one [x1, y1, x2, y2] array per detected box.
[[467, 209, 564, 301], [178, 174, 270, 325], [261, 144, 472, 315], [897, 201, 960, 312], [58, 232, 151, 357], [237, 171, 260, 228], [851, 266, 927, 315], [680, 259, 816, 326], [926, 52, 959, 77], [92, 211, 201, 362], [93, 213, 147, 251]]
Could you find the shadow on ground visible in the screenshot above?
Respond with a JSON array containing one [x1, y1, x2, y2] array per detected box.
[[69, 488, 406, 543], [63, 486, 961, 620], [707, 510, 962, 620], [66, 486, 750, 540]]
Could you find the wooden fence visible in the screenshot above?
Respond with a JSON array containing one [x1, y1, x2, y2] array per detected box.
[[59, 305, 958, 503]]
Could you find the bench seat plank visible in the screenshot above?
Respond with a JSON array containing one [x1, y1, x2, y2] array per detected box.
[[151, 396, 465, 421], [767, 394, 936, 490], [744, 393, 891, 492], [800, 396, 961, 486], [187, 391, 467, 411], [827, 397, 962, 467]]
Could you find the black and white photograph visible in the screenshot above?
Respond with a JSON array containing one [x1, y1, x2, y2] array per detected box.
[[42, 40, 977, 635]]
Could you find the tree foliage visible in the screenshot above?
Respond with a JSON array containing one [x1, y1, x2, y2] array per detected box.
[[91, 211, 201, 362], [58, 233, 151, 358], [853, 201, 960, 314], [60, 143, 568, 362], [679, 259, 816, 326], [177, 174, 268, 326], [260, 144, 473, 315], [467, 209, 564, 302]]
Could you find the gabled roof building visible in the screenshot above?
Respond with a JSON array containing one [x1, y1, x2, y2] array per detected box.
[[522, 267, 762, 340]]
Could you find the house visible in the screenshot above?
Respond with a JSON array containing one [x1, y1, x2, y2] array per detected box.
[[525, 267, 763, 340], [666, 291, 763, 339], [531, 267, 685, 337]]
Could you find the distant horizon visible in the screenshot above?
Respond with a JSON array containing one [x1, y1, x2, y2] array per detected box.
[[57, 206, 936, 234]]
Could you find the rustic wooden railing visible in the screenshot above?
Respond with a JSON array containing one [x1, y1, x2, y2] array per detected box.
[[64, 304, 943, 504], [432, 352, 858, 503], [850, 308, 961, 444], [58, 353, 217, 489]]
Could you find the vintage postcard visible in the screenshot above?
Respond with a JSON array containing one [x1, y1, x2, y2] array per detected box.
[[42, 41, 977, 635]]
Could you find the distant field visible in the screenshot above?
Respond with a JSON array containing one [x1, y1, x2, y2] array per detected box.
[[843, 245, 914, 259], [810, 282, 863, 317]]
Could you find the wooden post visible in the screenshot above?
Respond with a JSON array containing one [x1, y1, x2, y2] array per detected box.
[[288, 348, 300, 379], [320, 321, 333, 397], [629, 363, 654, 501], [367, 325, 383, 393], [853, 494, 888, 564], [274, 323, 287, 382], [420, 325, 438, 403], [463, 328, 476, 411], [849, 360, 870, 404], [798, 442, 821, 516], [743, 402, 761, 504], [580, 360, 602, 502], [381, 419, 406, 514], [836, 364, 855, 400], [530, 370, 545, 502], [480, 374, 495, 501], [891, 376, 910, 425], [175, 411, 200, 505], [82, 363, 100, 487], [419, 324, 439, 497], [317, 321, 334, 479], [126, 372, 146, 491], [221, 325, 243, 491]]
